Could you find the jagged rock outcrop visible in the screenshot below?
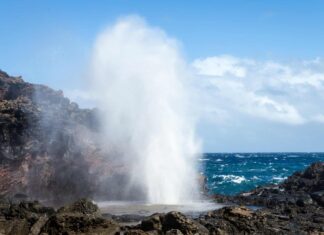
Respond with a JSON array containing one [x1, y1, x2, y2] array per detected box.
[[0, 198, 119, 235], [0, 70, 102, 205], [197, 205, 324, 235], [43, 199, 119, 235], [129, 211, 209, 234]]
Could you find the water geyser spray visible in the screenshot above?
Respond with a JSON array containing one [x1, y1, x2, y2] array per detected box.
[[90, 16, 201, 204]]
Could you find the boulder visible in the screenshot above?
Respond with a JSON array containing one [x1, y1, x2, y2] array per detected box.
[[162, 211, 208, 234], [57, 198, 100, 215], [42, 198, 119, 235], [283, 162, 324, 193], [140, 213, 163, 231], [137, 211, 208, 235], [166, 229, 184, 235]]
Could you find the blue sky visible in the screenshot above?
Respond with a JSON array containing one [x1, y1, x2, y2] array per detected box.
[[1, 1, 324, 152]]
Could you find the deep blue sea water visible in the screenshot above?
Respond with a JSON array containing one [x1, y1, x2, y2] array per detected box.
[[200, 153, 324, 195]]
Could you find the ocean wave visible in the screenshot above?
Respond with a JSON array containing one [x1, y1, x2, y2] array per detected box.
[[287, 154, 299, 158], [199, 158, 209, 161], [272, 176, 287, 182], [235, 154, 245, 158], [212, 174, 247, 184], [251, 176, 260, 180], [248, 168, 267, 172]]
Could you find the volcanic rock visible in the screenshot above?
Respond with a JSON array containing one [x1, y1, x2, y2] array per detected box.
[[0, 70, 109, 206], [124, 211, 208, 235], [0, 198, 120, 235], [56, 198, 100, 215]]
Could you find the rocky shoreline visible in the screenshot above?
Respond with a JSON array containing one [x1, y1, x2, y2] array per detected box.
[[0, 162, 322, 235]]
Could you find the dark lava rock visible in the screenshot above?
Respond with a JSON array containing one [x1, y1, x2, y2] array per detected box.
[[140, 213, 164, 231], [162, 211, 208, 234], [42, 211, 119, 235], [57, 198, 100, 215], [197, 205, 324, 235], [311, 190, 324, 207], [0, 198, 120, 235], [0, 198, 54, 235], [198, 206, 270, 235], [283, 162, 324, 193], [165, 229, 184, 235], [108, 213, 147, 224], [123, 211, 209, 235]]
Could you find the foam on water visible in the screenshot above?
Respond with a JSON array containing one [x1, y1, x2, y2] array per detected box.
[[212, 174, 247, 184]]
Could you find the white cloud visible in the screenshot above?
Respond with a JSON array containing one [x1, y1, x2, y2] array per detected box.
[[312, 114, 324, 123], [192, 55, 324, 125], [192, 55, 252, 77]]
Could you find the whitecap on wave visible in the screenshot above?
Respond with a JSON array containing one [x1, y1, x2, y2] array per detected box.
[[212, 174, 247, 184], [251, 176, 260, 180], [272, 176, 287, 182], [287, 154, 299, 158], [235, 154, 245, 158], [198, 158, 209, 161]]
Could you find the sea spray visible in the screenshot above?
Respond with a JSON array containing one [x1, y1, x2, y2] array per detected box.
[[90, 16, 201, 204]]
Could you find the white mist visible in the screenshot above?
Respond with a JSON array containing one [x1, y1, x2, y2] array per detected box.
[[90, 16, 201, 204]]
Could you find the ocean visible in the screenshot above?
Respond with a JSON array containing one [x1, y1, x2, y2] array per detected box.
[[201, 153, 324, 195]]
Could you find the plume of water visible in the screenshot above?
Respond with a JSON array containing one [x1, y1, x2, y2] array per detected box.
[[90, 16, 201, 204]]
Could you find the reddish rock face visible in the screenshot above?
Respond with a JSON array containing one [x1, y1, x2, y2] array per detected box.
[[0, 70, 105, 205]]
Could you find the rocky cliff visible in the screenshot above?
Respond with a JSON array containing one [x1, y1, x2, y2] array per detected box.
[[0, 70, 104, 205]]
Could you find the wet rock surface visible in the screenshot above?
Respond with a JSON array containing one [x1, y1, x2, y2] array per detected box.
[[0, 198, 119, 235], [127, 211, 209, 234]]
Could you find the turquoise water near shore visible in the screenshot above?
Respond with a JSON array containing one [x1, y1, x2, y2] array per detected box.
[[201, 153, 324, 195]]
